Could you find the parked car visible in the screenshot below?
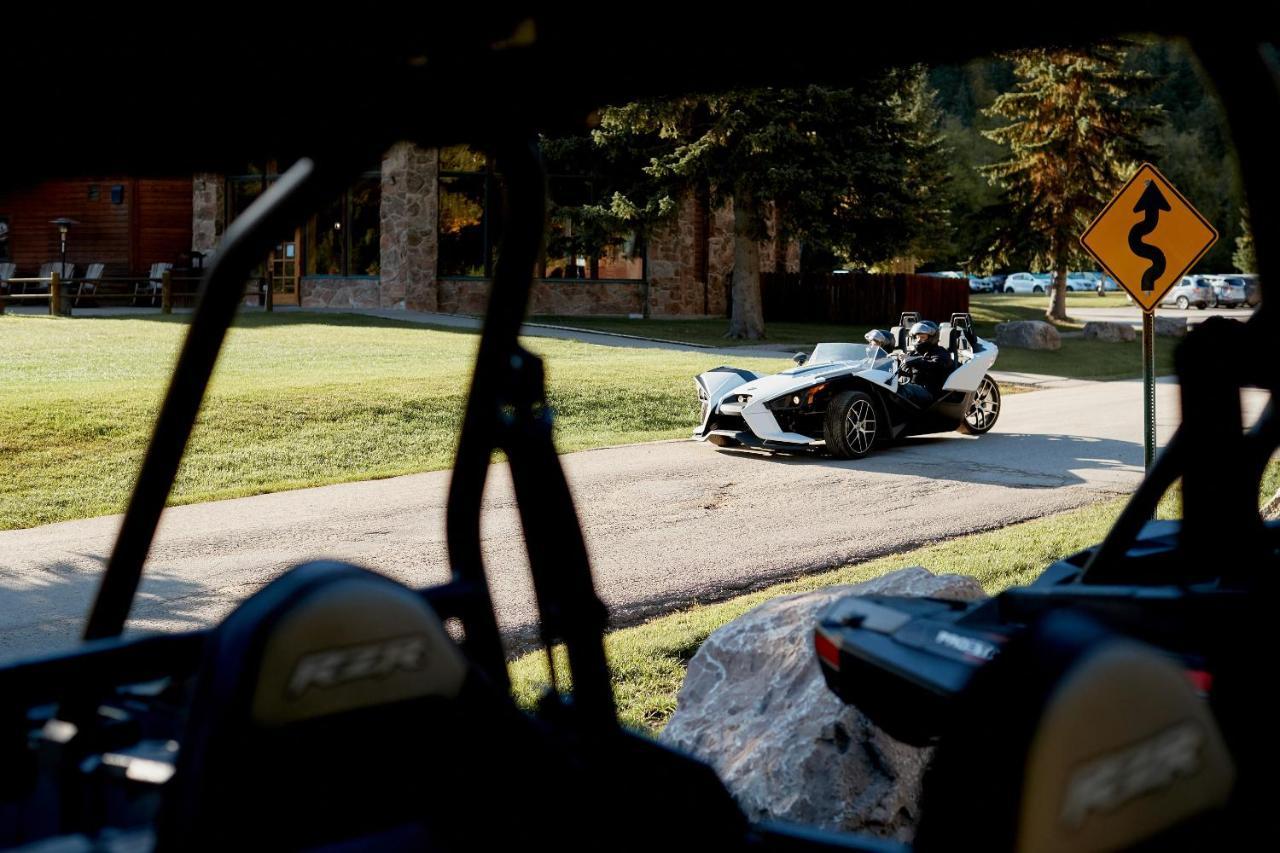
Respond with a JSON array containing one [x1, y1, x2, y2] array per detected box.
[[1158, 277, 1215, 309], [1068, 272, 1100, 292], [968, 276, 994, 293], [1095, 275, 1121, 294], [1241, 274, 1261, 307], [1002, 272, 1043, 293], [1209, 274, 1252, 308]]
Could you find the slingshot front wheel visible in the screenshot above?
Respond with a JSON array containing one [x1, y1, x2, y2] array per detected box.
[[958, 377, 1001, 435], [825, 391, 880, 459]]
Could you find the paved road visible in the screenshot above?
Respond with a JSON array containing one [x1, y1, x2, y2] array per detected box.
[[0, 379, 1267, 663], [1072, 305, 1255, 327]]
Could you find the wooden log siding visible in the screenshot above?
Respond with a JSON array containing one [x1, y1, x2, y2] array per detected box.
[[760, 272, 970, 325], [0, 178, 192, 276]]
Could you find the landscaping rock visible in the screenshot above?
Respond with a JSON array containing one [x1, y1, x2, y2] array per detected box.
[[994, 320, 1061, 351], [1154, 316, 1189, 338], [660, 567, 986, 841], [1263, 488, 1280, 521], [1082, 321, 1137, 343]]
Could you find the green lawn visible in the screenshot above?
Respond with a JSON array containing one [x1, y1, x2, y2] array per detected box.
[[0, 312, 789, 531], [511, 458, 1278, 734], [512, 497, 1129, 733], [538, 292, 1174, 380], [536, 293, 1135, 348]]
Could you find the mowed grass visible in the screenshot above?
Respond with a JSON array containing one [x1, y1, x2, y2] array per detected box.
[[540, 291, 1175, 380], [512, 458, 1279, 734], [511, 497, 1130, 733], [0, 312, 789, 530]]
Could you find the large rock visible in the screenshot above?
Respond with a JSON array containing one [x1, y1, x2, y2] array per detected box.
[[1263, 488, 1280, 521], [660, 567, 986, 841], [994, 320, 1061, 351], [1154, 316, 1188, 338], [1082, 321, 1137, 343]]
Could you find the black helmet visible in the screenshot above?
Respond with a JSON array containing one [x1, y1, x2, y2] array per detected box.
[[908, 320, 940, 351]]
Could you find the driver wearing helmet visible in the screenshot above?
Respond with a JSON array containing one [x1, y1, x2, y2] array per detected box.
[[896, 320, 952, 407]]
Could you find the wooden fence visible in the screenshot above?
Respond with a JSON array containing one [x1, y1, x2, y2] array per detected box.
[[759, 272, 970, 324]]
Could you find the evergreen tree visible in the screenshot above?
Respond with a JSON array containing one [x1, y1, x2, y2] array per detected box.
[[1234, 208, 1256, 272], [585, 73, 926, 339], [982, 43, 1161, 320], [894, 68, 956, 267]]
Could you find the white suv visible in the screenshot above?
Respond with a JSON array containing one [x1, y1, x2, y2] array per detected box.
[[1002, 272, 1043, 294]]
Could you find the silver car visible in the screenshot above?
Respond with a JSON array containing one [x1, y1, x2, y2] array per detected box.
[[1209, 275, 1249, 308], [1159, 277, 1215, 309]]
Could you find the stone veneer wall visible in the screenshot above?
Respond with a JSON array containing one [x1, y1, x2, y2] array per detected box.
[[647, 193, 712, 316], [191, 173, 224, 256], [438, 279, 645, 316], [300, 277, 382, 309], [191, 156, 792, 318], [379, 143, 438, 311]]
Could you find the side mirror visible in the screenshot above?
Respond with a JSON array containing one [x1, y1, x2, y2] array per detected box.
[[792, 352, 808, 366]]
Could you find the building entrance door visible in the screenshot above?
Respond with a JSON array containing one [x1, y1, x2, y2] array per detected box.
[[268, 229, 301, 306]]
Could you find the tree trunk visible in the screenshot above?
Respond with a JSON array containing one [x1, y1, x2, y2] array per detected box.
[[1046, 267, 1069, 322], [727, 193, 765, 340]]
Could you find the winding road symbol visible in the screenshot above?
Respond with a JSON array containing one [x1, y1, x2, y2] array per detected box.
[[1128, 181, 1171, 292], [1079, 163, 1218, 312]]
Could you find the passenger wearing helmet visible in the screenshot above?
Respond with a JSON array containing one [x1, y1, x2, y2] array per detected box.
[[896, 320, 952, 407], [864, 328, 896, 354]]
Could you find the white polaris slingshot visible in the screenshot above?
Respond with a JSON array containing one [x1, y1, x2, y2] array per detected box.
[[693, 313, 1000, 459]]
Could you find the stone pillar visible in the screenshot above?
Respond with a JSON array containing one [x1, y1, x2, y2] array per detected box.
[[192, 173, 225, 254], [646, 191, 703, 316], [380, 143, 438, 311]]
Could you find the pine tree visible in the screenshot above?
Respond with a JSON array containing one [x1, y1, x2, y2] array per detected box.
[[1234, 208, 1256, 272], [584, 74, 925, 339], [982, 43, 1161, 321], [894, 67, 956, 267]]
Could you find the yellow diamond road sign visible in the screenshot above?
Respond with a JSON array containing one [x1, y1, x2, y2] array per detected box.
[[1080, 163, 1218, 313]]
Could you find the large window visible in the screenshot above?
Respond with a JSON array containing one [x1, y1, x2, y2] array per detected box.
[[437, 145, 644, 281], [303, 173, 382, 277], [438, 146, 499, 277], [227, 164, 380, 278], [544, 174, 644, 281]]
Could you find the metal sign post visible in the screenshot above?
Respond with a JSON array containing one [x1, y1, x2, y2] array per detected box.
[[1142, 311, 1155, 471], [1080, 163, 1218, 476]]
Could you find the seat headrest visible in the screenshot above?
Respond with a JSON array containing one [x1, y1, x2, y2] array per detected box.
[[247, 569, 466, 726], [915, 611, 1234, 852], [158, 562, 472, 850]]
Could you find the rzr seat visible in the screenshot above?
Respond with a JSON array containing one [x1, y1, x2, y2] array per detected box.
[[156, 561, 519, 851], [914, 611, 1235, 852]]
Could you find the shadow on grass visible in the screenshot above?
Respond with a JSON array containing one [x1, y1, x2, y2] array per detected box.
[[91, 309, 465, 334]]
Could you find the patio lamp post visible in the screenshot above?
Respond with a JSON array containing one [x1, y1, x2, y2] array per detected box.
[[50, 217, 78, 314]]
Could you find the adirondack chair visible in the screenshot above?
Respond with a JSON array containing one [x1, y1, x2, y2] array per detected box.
[[74, 262, 105, 307], [134, 262, 172, 306], [30, 262, 75, 296]]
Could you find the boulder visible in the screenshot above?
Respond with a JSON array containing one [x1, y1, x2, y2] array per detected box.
[[994, 320, 1061, 351], [1082, 321, 1137, 343], [1154, 316, 1188, 338], [660, 567, 986, 841], [1263, 488, 1280, 521]]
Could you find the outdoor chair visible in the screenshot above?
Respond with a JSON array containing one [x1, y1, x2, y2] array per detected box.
[[25, 261, 75, 296], [134, 262, 173, 306], [74, 262, 105, 307]]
